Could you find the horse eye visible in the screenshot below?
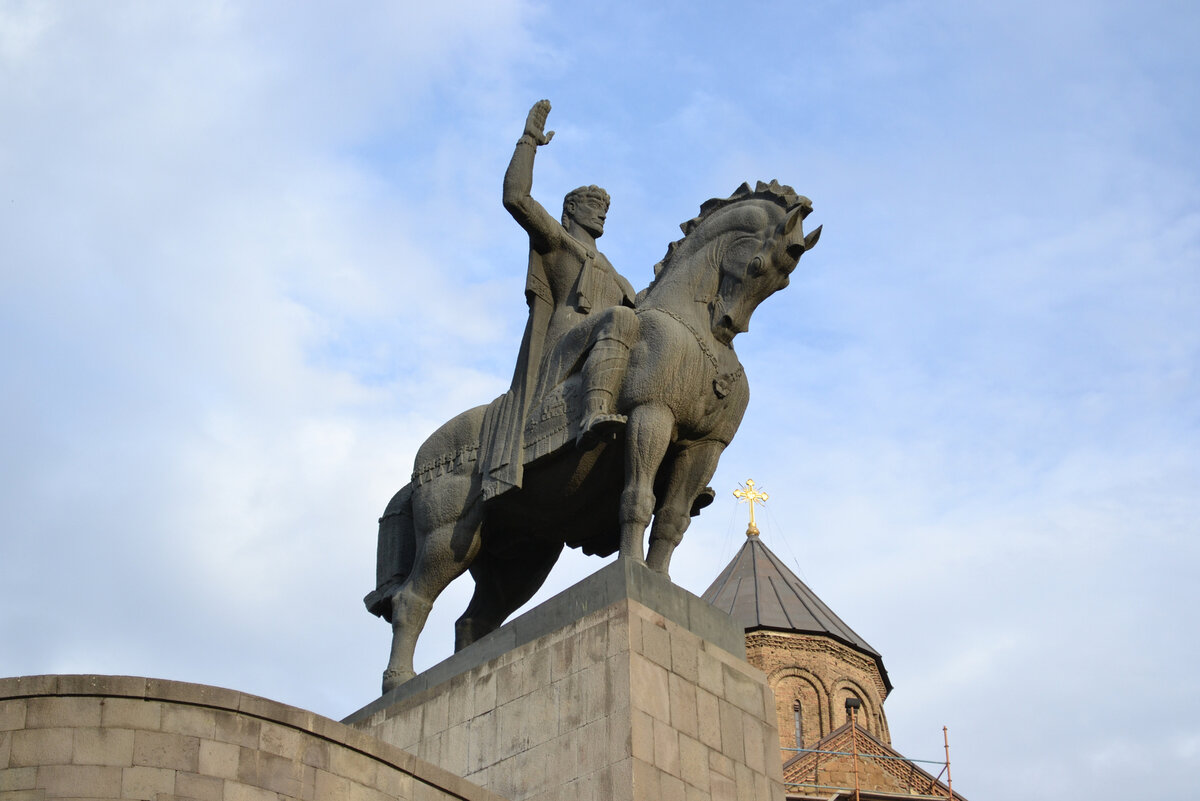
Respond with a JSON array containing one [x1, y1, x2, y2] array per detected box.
[[748, 256, 765, 276]]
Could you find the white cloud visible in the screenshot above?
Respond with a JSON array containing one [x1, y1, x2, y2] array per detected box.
[[1, 3, 1198, 799]]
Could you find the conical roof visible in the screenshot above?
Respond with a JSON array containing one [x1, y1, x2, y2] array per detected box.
[[702, 533, 892, 691]]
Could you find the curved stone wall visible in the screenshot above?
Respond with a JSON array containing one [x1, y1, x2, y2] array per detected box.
[[0, 674, 503, 801]]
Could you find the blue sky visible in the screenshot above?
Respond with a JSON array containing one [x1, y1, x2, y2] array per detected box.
[[2, 2, 1197, 798]]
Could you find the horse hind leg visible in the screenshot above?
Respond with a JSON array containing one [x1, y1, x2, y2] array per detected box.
[[455, 538, 564, 649], [382, 472, 484, 695], [384, 582, 432, 694]]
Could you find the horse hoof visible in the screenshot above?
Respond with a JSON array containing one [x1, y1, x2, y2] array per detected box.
[[382, 668, 415, 695]]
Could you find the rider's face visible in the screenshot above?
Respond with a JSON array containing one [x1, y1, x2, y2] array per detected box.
[[569, 196, 608, 238]]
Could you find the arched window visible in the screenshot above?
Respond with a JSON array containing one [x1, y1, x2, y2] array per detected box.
[[844, 694, 862, 726], [792, 700, 803, 748]]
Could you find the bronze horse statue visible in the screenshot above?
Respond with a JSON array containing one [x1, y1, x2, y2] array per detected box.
[[367, 180, 820, 692]]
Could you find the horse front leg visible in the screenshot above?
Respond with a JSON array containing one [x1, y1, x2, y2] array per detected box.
[[646, 440, 724, 575], [620, 403, 674, 563]]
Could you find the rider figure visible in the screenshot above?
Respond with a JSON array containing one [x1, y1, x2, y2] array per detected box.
[[478, 100, 638, 501]]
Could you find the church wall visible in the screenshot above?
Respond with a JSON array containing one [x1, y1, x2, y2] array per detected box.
[[0, 674, 502, 801], [763, 668, 826, 752], [745, 631, 890, 755]]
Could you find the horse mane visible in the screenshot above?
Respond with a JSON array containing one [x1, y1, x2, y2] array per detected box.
[[650, 179, 812, 279]]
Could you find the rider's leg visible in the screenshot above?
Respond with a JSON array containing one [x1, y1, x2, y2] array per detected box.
[[578, 306, 639, 445]]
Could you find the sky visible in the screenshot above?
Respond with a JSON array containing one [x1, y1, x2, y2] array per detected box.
[[1, 1, 1197, 798]]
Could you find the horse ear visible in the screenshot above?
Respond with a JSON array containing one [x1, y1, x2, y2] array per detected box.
[[782, 205, 803, 238], [779, 208, 807, 265], [803, 224, 822, 251]]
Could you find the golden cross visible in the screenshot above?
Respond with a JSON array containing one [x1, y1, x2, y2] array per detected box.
[[733, 479, 769, 537]]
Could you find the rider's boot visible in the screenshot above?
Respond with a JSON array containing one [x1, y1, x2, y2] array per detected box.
[[577, 336, 631, 446]]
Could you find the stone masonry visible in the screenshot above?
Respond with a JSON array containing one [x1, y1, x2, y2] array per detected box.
[[0, 674, 502, 801], [346, 560, 785, 801]]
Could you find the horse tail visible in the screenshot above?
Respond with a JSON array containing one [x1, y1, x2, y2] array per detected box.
[[363, 482, 416, 620]]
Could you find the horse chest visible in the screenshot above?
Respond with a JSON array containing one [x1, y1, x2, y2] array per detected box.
[[690, 328, 743, 403], [686, 346, 746, 429]]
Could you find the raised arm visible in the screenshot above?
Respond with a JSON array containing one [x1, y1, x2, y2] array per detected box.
[[503, 100, 562, 253]]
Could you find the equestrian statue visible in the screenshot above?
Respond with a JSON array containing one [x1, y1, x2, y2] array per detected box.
[[365, 100, 821, 693]]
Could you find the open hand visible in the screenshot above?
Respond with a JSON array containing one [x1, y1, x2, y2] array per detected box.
[[524, 99, 555, 146]]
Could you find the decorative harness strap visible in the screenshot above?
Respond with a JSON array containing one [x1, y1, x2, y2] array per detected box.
[[643, 307, 744, 398]]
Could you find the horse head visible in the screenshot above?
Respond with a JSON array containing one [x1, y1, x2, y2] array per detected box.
[[650, 180, 819, 344], [706, 182, 820, 344], [644, 181, 819, 341]]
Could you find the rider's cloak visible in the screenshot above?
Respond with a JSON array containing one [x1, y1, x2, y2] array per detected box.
[[477, 247, 555, 502], [477, 238, 635, 502]]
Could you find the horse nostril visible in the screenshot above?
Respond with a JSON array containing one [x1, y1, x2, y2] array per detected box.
[[719, 314, 747, 335]]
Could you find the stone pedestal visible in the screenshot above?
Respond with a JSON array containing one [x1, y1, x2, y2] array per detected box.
[[344, 560, 785, 801]]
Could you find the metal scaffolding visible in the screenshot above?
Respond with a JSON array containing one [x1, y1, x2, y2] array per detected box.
[[782, 721, 956, 800]]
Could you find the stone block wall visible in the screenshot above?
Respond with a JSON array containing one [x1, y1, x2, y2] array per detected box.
[[349, 562, 785, 801], [625, 601, 784, 801], [0, 674, 504, 801]]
